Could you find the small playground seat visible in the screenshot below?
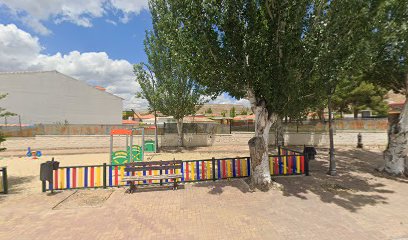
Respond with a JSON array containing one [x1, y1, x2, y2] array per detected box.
[[112, 150, 129, 165], [130, 145, 143, 162], [144, 140, 156, 152]]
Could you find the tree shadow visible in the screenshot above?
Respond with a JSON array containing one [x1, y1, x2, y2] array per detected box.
[[192, 179, 253, 195], [192, 148, 401, 212], [275, 148, 398, 212], [335, 148, 408, 183], [0, 175, 36, 203]]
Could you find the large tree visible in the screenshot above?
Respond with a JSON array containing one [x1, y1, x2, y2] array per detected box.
[[149, 0, 381, 186], [134, 6, 210, 147], [148, 0, 325, 188], [364, 0, 408, 175], [305, 0, 378, 175]]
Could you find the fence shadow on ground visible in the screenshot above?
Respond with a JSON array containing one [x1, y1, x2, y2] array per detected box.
[[0, 175, 36, 203], [275, 148, 399, 212]]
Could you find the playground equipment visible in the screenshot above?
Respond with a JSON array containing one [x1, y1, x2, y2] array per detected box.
[[110, 128, 145, 165], [143, 126, 157, 153], [26, 147, 42, 159]]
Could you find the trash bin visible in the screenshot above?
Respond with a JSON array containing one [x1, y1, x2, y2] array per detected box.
[[144, 140, 156, 152], [303, 146, 317, 160], [40, 160, 59, 191]]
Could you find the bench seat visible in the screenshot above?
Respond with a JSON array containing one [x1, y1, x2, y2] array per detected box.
[[122, 160, 183, 193], [121, 174, 183, 182]]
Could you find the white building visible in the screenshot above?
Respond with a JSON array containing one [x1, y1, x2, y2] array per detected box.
[[0, 71, 123, 124]]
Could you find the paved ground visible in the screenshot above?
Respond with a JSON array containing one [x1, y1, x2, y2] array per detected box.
[[0, 148, 408, 240]]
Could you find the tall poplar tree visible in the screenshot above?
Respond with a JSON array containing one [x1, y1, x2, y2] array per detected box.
[[134, 3, 211, 147]]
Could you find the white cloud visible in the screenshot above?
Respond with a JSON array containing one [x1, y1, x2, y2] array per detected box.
[[209, 93, 250, 107], [0, 24, 42, 70], [0, 23, 148, 110], [0, 0, 149, 35]]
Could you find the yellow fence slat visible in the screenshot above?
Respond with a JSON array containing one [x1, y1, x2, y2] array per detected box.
[[120, 166, 125, 186], [190, 162, 195, 181], [78, 168, 83, 187], [96, 167, 101, 187], [242, 159, 246, 176], [60, 169, 65, 189], [296, 156, 301, 174], [206, 161, 211, 179]]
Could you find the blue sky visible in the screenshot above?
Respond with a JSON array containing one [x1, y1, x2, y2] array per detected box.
[[0, 3, 152, 64], [40, 11, 152, 63], [0, 0, 248, 110]]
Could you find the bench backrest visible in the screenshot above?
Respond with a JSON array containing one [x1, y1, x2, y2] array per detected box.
[[124, 160, 183, 172]]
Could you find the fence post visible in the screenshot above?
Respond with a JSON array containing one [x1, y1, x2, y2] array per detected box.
[[212, 157, 216, 181], [3, 167, 8, 194], [103, 163, 107, 189]]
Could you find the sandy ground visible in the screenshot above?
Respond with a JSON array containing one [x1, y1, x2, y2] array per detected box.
[[1, 146, 408, 239], [0, 145, 251, 194]]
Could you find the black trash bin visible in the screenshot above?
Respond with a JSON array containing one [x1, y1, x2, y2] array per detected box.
[[303, 146, 317, 160], [40, 159, 59, 192]]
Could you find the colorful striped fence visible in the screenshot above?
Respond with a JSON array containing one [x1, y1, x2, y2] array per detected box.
[[269, 155, 305, 176], [182, 157, 251, 182], [43, 148, 308, 192]]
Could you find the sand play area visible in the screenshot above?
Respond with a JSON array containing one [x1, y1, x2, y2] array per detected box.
[[1, 146, 408, 239]]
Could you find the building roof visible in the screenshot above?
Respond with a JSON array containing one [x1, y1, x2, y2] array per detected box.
[[210, 116, 233, 120], [0, 70, 122, 100], [233, 114, 255, 121], [122, 119, 138, 124]]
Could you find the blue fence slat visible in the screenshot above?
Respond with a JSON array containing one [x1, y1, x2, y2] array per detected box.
[[247, 158, 251, 176], [279, 157, 283, 175], [109, 166, 112, 186], [66, 168, 70, 189], [217, 160, 221, 179], [181, 162, 184, 182], [196, 161, 200, 180], [232, 159, 236, 177], [84, 167, 88, 187]]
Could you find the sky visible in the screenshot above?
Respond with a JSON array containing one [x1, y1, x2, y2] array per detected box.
[[0, 0, 249, 110]]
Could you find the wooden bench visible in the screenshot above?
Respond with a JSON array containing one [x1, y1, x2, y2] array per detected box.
[[122, 160, 183, 193]]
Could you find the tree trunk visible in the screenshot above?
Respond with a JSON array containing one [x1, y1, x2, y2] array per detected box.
[[353, 108, 359, 119], [247, 88, 275, 190], [328, 94, 337, 176], [382, 74, 408, 176], [176, 118, 184, 147], [274, 117, 284, 147], [154, 110, 159, 153]]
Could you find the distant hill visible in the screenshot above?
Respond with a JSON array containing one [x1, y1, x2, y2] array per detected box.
[[197, 104, 251, 115], [386, 90, 405, 104]]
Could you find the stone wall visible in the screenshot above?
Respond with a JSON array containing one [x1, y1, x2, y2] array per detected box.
[[2, 131, 387, 155]]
